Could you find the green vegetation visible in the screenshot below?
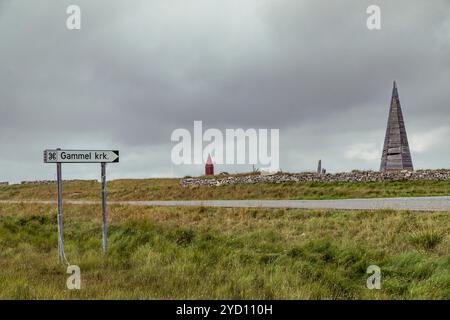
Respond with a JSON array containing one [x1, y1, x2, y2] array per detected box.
[[1, 178, 450, 201], [409, 230, 444, 251], [0, 203, 449, 299]]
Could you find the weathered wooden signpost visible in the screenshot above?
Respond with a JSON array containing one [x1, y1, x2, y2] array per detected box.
[[44, 149, 119, 262]]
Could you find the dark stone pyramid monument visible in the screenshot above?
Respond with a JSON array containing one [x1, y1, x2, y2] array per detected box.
[[380, 81, 414, 172]]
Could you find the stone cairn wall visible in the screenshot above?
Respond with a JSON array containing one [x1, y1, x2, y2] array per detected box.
[[20, 180, 56, 185], [181, 170, 450, 187], [18, 179, 98, 185]]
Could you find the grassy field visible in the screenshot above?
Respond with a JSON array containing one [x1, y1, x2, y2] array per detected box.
[[1, 178, 450, 201], [0, 202, 449, 299]]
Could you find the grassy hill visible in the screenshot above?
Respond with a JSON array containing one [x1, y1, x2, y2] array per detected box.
[[0, 202, 449, 299], [0, 179, 449, 299], [1, 178, 450, 201]]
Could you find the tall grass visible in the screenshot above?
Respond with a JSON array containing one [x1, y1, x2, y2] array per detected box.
[[1, 179, 450, 201], [0, 203, 449, 299]]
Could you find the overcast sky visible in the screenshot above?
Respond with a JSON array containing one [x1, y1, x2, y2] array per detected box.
[[1, 0, 450, 182]]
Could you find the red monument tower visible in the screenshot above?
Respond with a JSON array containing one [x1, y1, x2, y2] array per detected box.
[[205, 154, 214, 176]]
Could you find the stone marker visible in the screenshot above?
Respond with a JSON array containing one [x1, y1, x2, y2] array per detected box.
[[380, 81, 414, 172]]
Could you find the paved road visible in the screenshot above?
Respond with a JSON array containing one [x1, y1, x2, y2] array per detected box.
[[1, 196, 450, 211]]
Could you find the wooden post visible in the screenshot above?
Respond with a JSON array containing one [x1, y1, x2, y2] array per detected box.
[[101, 162, 107, 253], [56, 151, 64, 263]]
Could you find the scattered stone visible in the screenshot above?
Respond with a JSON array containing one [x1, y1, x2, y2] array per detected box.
[[18, 179, 97, 185]]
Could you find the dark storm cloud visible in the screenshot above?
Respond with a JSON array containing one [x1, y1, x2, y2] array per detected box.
[[1, 0, 450, 181]]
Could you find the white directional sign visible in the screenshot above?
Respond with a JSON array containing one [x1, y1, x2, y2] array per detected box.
[[44, 149, 119, 163], [43, 148, 119, 260]]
